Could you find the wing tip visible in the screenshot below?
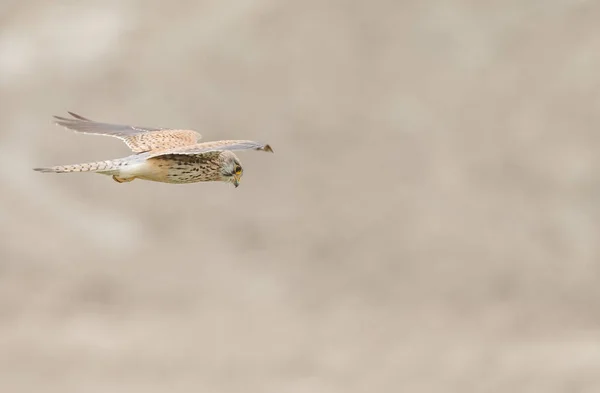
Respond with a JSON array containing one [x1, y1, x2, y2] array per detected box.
[[67, 111, 90, 121], [52, 112, 91, 124], [263, 144, 273, 153]]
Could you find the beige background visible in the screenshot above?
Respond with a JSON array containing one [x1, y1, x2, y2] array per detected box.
[[1, 1, 599, 392]]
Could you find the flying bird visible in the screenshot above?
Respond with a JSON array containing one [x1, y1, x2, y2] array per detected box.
[[34, 112, 273, 187]]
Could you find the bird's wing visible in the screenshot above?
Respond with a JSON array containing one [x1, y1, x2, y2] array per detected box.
[[54, 112, 201, 153], [145, 140, 273, 159]]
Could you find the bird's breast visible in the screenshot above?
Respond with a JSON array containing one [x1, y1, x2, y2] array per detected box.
[[137, 156, 222, 184]]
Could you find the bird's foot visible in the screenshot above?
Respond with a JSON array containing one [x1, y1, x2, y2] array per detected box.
[[113, 175, 134, 183]]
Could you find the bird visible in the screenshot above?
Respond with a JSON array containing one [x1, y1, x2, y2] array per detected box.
[[34, 112, 273, 187]]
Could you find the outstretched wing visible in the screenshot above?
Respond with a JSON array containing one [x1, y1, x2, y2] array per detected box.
[[145, 140, 273, 159], [54, 112, 201, 153]]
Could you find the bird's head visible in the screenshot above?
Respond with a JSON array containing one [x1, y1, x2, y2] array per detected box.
[[220, 151, 243, 188]]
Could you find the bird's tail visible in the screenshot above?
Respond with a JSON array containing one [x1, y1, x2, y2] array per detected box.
[[33, 159, 125, 174]]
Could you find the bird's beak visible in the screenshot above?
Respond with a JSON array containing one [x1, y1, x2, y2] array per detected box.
[[233, 175, 240, 188]]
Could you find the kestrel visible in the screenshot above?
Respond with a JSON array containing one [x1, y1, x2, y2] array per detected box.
[[34, 112, 273, 187]]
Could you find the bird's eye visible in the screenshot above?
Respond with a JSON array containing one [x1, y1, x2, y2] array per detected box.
[[234, 165, 242, 174]]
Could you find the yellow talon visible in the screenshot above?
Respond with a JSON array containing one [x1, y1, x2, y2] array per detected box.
[[113, 175, 134, 183]]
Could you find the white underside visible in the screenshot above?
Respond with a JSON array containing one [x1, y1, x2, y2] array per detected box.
[[121, 161, 160, 180], [98, 161, 154, 179]]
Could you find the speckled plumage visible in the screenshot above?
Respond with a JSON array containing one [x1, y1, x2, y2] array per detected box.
[[34, 112, 273, 187]]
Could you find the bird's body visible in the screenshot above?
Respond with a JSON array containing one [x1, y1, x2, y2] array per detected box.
[[130, 152, 231, 184], [34, 113, 273, 187]]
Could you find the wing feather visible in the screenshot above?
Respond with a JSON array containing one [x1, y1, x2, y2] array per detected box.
[[145, 140, 273, 159], [54, 112, 201, 153]]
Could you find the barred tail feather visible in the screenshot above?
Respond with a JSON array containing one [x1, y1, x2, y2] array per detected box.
[[33, 167, 61, 173], [33, 160, 123, 174]]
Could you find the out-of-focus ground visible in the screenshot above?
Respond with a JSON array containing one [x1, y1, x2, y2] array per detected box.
[[1, 1, 599, 392]]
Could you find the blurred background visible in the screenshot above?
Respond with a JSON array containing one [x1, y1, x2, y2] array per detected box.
[[1, 0, 599, 392]]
